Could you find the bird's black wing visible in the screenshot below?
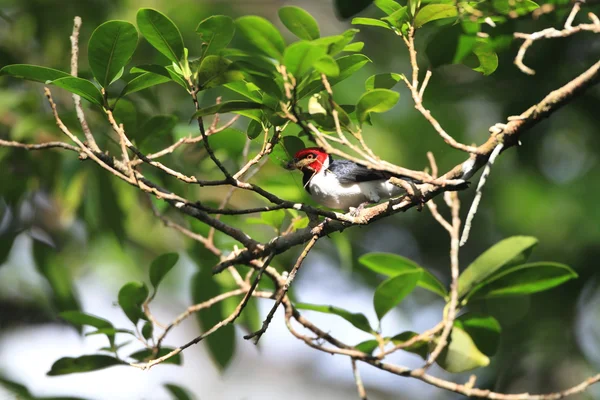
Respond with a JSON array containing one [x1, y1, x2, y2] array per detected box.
[[327, 160, 393, 184]]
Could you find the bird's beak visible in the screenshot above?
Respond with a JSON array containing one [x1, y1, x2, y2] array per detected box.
[[285, 158, 314, 170], [284, 158, 300, 170]]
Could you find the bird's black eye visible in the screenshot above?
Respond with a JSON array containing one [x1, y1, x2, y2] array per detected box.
[[306, 153, 315, 160]]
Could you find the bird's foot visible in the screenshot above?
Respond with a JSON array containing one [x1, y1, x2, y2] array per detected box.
[[406, 181, 425, 211], [348, 202, 368, 217]]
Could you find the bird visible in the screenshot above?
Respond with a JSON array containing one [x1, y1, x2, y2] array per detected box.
[[285, 147, 413, 212]]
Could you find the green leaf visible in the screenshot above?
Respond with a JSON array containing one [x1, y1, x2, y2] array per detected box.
[[313, 29, 360, 56], [351, 18, 391, 30], [261, 209, 286, 230], [458, 236, 538, 298], [149, 252, 179, 291], [50, 77, 104, 106], [355, 340, 379, 354], [343, 42, 364, 52], [279, 6, 320, 40], [129, 347, 182, 365], [120, 72, 171, 97], [59, 311, 112, 329], [197, 56, 244, 89], [414, 4, 458, 28], [190, 100, 265, 120], [493, 0, 539, 15], [468, 262, 578, 300], [192, 270, 235, 369], [295, 302, 374, 333], [359, 252, 447, 297], [283, 41, 327, 78], [374, 0, 402, 15], [32, 241, 81, 313], [355, 88, 399, 126], [472, 40, 499, 76], [436, 326, 490, 373], [282, 136, 305, 157], [334, 0, 374, 19], [373, 270, 421, 320], [236, 16, 286, 60], [47, 355, 124, 376], [136, 8, 184, 63], [298, 54, 371, 99], [118, 281, 149, 325], [142, 321, 154, 340], [164, 384, 194, 400], [382, 7, 408, 31], [246, 119, 264, 139], [365, 73, 402, 91], [224, 80, 263, 102], [390, 331, 429, 359], [130, 64, 187, 88], [136, 114, 178, 147], [196, 15, 235, 58], [0, 64, 69, 82], [314, 55, 340, 77], [456, 314, 501, 356], [88, 20, 138, 88]]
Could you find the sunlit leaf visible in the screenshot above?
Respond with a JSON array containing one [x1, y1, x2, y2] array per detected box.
[[137, 8, 184, 63], [458, 236, 538, 298], [414, 4, 458, 28], [374, 0, 402, 15], [196, 15, 235, 58], [298, 54, 371, 99], [296, 302, 374, 333], [468, 262, 578, 300], [456, 313, 501, 356], [236, 16, 286, 60], [278, 6, 320, 40], [473, 39, 499, 76], [359, 252, 447, 297], [190, 100, 265, 120], [355, 88, 399, 126], [436, 326, 490, 373], [283, 41, 327, 78], [88, 20, 138, 87], [50, 77, 104, 106], [343, 42, 365, 52], [365, 73, 402, 91], [373, 270, 421, 320], [130, 64, 187, 88], [351, 18, 391, 30], [197, 55, 244, 89], [314, 55, 340, 77], [0, 64, 69, 82]]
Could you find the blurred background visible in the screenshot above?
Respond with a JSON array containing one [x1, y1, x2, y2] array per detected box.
[[2, 0, 600, 399]]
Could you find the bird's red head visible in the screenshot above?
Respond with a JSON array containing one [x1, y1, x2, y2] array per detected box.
[[286, 147, 329, 173]]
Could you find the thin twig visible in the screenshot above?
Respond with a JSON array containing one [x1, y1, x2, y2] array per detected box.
[[352, 358, 368, 400], [70, 16, 100, 153], [460, 143, 504, 246]]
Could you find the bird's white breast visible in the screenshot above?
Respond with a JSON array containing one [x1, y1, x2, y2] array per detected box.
[[307, 169, 403, 211]]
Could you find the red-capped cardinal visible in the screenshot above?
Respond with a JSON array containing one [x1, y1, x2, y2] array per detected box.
[[285, 147, 412, 211]]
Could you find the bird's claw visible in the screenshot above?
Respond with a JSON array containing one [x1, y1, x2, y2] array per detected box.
[[348, 202, 368, 217], [406, 181, 425, 211]]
